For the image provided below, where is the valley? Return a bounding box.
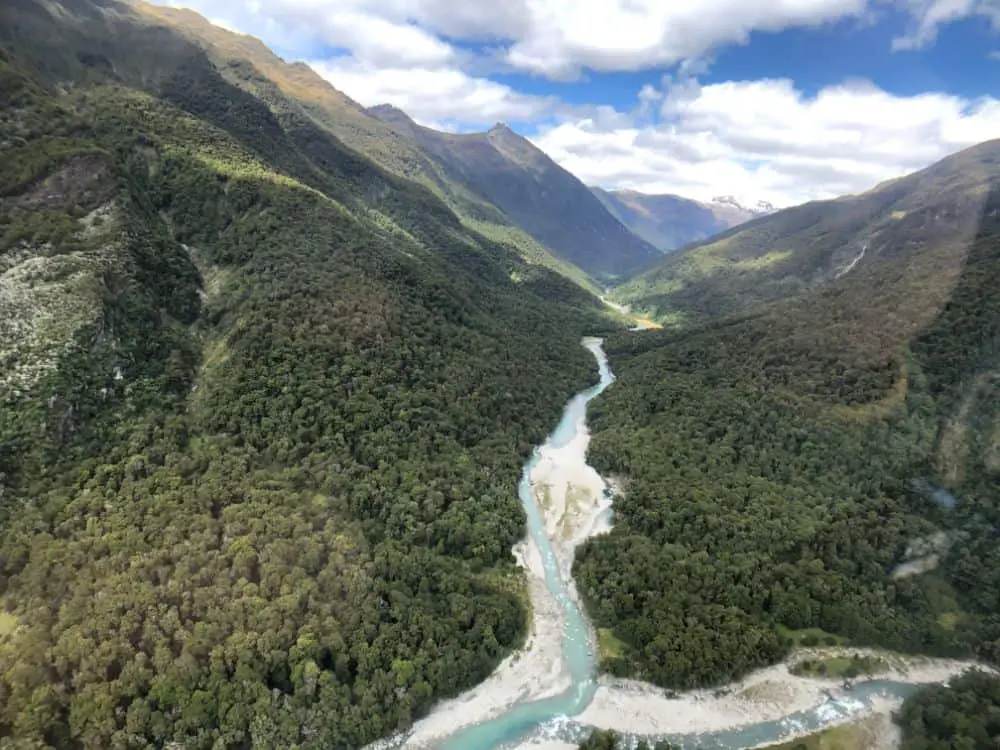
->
[373,341,988,750]
[2,1,1000,749]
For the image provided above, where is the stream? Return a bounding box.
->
[404,339,959,750]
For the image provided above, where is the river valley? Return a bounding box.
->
[374,339,988,750]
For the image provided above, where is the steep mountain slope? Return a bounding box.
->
[578,152,1000,689]
[99,1,598,290]
[0,2,616,747]
[590,187,758,253]
[614,141,999,324]
[369,105,662,280]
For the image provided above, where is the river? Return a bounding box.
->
[433,338,613,750]
[382,339,981,750]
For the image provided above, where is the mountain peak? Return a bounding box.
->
[365,103,424,141]
[590,187,760,253]
[367,103,414,123]
[711,195,774,216]
[360,112,659,276]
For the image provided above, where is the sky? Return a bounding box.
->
[156,0,1000,207]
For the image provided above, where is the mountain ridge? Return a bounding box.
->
[590,186,761,253]
[368,103,662,279]
[116,3,600,290]
[612,138,1000,324]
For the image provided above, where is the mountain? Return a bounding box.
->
[613,141,1000,325]
[368,105,662,280]
[578,146,1000,690]
[590,187,759,253]
[110,2,598,291]
[0,1,617,746]
[710,194,775,219]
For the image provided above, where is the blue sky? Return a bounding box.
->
[161,0,1000,206]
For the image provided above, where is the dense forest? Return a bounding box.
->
[0,4,616,746]
[897,671,1000,749]
[577,181,1000,688]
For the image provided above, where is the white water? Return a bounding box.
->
[836,242,868,279]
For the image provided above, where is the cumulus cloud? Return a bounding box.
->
[533,80,1000,206]
[165,0,461,67]
[307,60,559,127]
[153,0,1000,204]
[891,0,1000,50]
[160,0,1000,75]
[504,0,870,78]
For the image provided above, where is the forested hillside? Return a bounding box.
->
[368,105,662,280]
[578,174,1000,688]
[0,1,615,747]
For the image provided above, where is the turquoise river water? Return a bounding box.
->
[422,340,925,750]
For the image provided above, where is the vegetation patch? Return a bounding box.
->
[0,612,17,639]
[598,628,627,660]
[898,671,1000,749]
[561,485,592,539]
[828,357,909,423]
[759,719,885,750]
[780,627,847,649]
[790,654,888,679]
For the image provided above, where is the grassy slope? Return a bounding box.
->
[759,719,889,750]
[0,3,619,747]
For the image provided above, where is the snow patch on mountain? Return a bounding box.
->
[711,195,775,216]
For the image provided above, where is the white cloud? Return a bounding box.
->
[163,0,460,67]
[323,11,456,67]
[309,60,558,127]
[891,0,1000,50]
[153,0,1000,206]
[505,0,869,78]
[206,16,240,33]
[532,80,1000,207]
[183,0,867,76]
[158,0,1000,75]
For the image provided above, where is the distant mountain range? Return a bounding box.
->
[711,195,776,218]
[590,188,769,253]
[368,105,662,280]
[613,138,1000,325]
